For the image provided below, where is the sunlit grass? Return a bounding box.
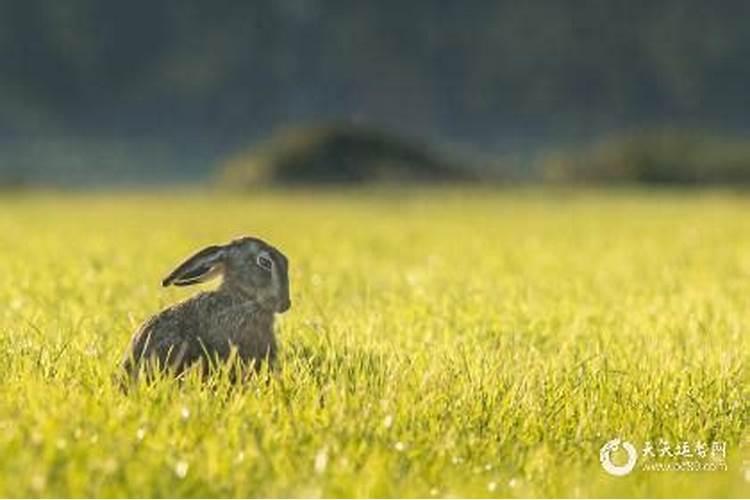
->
[0,189,748,497]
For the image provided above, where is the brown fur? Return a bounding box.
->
[120,237,290,381]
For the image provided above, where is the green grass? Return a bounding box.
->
[0,189,748,497]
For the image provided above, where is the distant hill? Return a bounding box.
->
[542,129,750,185]
[219,125,479,187]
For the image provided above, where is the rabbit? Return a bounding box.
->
[120,236,291,381]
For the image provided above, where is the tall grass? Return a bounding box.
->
[0,189,747,497]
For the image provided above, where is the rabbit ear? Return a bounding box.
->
[162,245,227,287]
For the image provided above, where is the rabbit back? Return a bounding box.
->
[121,290,277,379]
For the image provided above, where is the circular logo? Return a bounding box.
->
[600,438,638,476]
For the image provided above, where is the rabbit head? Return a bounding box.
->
[161,237,291,312]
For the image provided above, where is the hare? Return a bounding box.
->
[121,236,290,381]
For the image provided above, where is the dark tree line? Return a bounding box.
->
[1,0,750,183]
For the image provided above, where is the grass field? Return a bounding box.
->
[0,189,748,497]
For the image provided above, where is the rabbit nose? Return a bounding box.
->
[279,298,291,312]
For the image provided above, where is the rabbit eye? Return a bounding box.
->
[256,255,273,271]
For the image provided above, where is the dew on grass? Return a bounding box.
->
[30,431,43,446]
[175,460,189,479]
[102,458,118,474]
[30,474,46,493]
[383,414,394,429]
[314,448,329,474]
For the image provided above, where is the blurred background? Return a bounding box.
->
[2,0,750,189]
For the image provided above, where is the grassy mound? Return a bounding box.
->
[542,129,750,185]
[219,124,477,187]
